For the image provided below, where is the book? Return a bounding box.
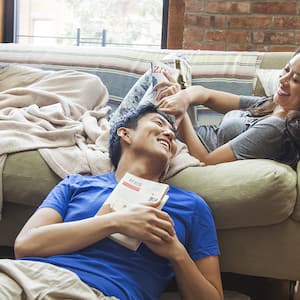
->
[105,172,169,250]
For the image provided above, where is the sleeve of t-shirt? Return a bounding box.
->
[187,194,220,261]
[229,117,285,160]
[37,175,74,218]
[239,95,264,109]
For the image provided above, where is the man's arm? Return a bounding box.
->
[145,236,223,300]
[14,207,119,258]
[15,201,175,258]
[171,247,224,300]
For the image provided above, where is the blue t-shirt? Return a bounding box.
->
[20,172,219,300]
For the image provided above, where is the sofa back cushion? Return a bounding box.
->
[0,44,263,127]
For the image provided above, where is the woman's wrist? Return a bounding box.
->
[181,88,194,107]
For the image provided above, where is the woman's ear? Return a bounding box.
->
[117,127,132,144]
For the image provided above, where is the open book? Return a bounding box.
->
[105,172,169,250]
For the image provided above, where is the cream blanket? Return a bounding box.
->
[0,64,200,219]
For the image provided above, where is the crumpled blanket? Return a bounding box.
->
[0,64,200,219]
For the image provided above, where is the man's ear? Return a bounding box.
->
[117,127,132,144]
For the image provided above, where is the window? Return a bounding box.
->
[5,0,168,48]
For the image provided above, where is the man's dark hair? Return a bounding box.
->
[109,103,174,168]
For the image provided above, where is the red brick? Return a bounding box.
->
[207,1,250,14]
[295,31,300,44]
[225,31,249,43]
[185,0,205,12]
[206,30,249,43]
[183,28,205,41]
[255,45,270,51]
[253,2,297,15]
[209,15,226,27]
[227,16,271,29]
[252,31,266,43]
[183,41,202,50]
[252,31,295,44]
[268,46,298,52]
[197,43,226,51]
[228,44,256,51]
[185,14,225,27]
[269,32,295,44]
[185,14,211,27]
[206,30,225,42]
[182,0,300,52]
[273,16,300,29]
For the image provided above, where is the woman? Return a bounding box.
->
[156,51,300,168]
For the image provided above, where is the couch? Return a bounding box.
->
[0,43,299,289]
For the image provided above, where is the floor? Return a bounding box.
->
[222,273,300,300]
[1,247,299,300]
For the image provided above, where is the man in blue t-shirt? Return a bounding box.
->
[0,104,223,300]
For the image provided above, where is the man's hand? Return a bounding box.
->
[96,203,114,216]
[144,232,186,260]
[115,200,175,244]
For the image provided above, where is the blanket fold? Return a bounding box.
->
[1,56,264,220]
[0,64,110,219]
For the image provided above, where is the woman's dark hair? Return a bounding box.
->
[286,110,300,150]
[247,47,300,118]
[109,103,174,168]
[247,96,275,117]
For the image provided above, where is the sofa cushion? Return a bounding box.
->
[4,151,297,230]
[166,159,297,229]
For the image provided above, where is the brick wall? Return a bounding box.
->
[182,0,300,51]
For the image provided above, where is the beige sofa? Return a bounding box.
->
[0,43,298,285]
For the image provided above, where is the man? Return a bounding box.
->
[0,104,223,300]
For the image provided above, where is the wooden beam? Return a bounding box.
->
[0,0,4,42]
[167,0,185,49]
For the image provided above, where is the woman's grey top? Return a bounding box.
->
[195,95,299,168]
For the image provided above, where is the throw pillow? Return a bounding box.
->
[256,68,281,97]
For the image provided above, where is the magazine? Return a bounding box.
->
[139,54,192,107]
[105,172,169,250]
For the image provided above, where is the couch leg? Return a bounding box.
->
[289,280,298,300]
[0,246,14,259]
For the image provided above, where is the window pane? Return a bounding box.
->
[16,0,164,48]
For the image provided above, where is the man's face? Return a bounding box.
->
[128,112,177,163]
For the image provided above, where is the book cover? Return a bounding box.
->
[105,172,169,250]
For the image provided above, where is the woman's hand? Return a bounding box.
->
[157,89,191,129]
[154,70,181,102]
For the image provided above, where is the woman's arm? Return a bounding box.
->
[157,85,240,130]
[158,85,240,114]
[178,113,236,165]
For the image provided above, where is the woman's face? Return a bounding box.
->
[274,53,300,112]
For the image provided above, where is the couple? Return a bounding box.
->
[1,50,300,299]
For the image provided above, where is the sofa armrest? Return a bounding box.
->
[3,151,60,207]
[167,159,297,230]
[291,161,300,222]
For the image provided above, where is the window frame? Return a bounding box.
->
[3,0,171,48]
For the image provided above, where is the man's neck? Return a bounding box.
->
[115,156,167,182]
